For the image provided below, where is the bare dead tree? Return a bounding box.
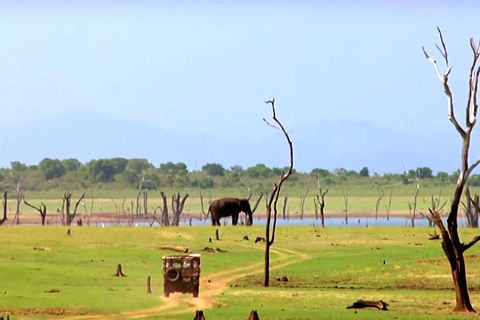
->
[90,189,95,217]
[62,192,86,226]
[136,170,145,217]
[315,187,328,228]
[343,193,349,225]
[375,189,384,220]
[281,196,288,220]
[299,189,308,220]
[111,198,118,214]
[423,27,480,312]
[171,192,189,226]
[464,186,480,228]
[160,191,170,226]
[385,189,393,221]
[143,189,148,218]
[199,190,213,220]
[0,191,8,225]
[263,98,294,287]
[252,193,264,213]
[121,197,127,218]
[12,181,23,225]
[421,195,445,227]
[408,185,420,228]
[23,196,47,226]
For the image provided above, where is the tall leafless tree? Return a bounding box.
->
[160,191,170,226]
[343,193,349,225]
[315,186,328,228]
[464,187,480,228]
[23,196,47,226]
[263,98,294,287]
[0,191,8,225]
[375,189,384,220]
[423,27,480,313]
[12,181,23,225]
[408,184,420,228]
[171,192,189,226]
[282,196,289,220]
[247,192,264,225]
[62,192,86,226]
[385,189,393,221]
[299,189,308,220]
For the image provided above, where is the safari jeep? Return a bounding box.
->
[162,254,201,298]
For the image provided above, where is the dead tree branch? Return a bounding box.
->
[424,27,480,312]
[263,98,294,287]
[23,196,47,226]
[0,191,7,225]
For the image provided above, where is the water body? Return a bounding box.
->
[97,217,469,228]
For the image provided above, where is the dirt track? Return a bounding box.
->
[55,245,308,320]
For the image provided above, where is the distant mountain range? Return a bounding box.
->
[0,110,474,174]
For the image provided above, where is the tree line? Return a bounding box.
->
[0,157,474,192]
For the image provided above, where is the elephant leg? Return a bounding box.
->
[232,214,239,226]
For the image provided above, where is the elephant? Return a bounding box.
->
[208,197,253,226]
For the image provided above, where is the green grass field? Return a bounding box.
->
[1,226,480,319]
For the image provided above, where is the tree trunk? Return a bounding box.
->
[451,251,475,312]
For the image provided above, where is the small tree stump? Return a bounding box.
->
[116,264,126,277]
[215,229,220,240]
[66,229,71,236]
[147,276,152,294]
[193,310,206,320]
[247,310,260,320]
[429,231,440,240]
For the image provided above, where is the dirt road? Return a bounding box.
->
[53,245,308,320]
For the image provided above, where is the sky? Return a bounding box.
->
[0,0,479,173]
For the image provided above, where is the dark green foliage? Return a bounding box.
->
[469,174,480,187]
[359,166,369,177]
[202,163,225,176]
[416,167,433,179]
[62,158,83,172]
[310,168,331,177]
[38,158,66,180]
[195,176,214,188]
[10,161,27,173]
[245,164,272,178]
[82,158,128,183]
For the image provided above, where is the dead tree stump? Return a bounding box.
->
[115,264,126,277]
[247,310,260,320]
[147,276,152,293]
[215,229,220,240]
[193,310,206,320]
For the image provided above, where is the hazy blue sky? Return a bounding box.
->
[1,1,479,173]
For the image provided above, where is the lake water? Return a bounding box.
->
[96,216,469,228]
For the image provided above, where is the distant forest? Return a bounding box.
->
[0,158,475,192]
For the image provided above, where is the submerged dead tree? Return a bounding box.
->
[263,98,294,287]
[62,192,86,226]
[0,191,7,225]
[423,27,480,313]
[23,196,47,226]
[314,186,328,228]
[171,192,189,226]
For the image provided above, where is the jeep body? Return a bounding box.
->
[162,254,201,298]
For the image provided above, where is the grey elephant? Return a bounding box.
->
[208,197,253,226]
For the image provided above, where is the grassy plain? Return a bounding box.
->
[2,226,480,319]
